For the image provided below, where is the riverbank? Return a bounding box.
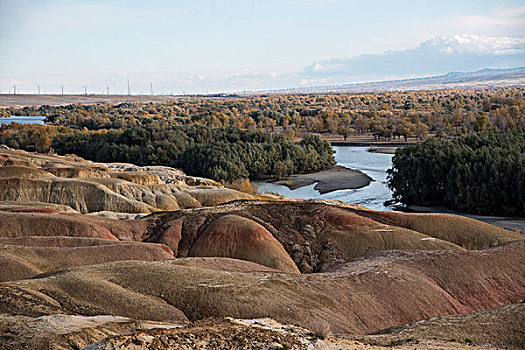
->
[406,205,525,233]
[321,133,419,146]
[272,165,373,194]
[255,146,395,211]
[288,130,422,146]
[331,140,416,146]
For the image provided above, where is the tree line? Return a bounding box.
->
[387,129,525,216]
[47,125,334,182]
[2,88,524,141]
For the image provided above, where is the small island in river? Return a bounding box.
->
[273,165,373,194]
[367,147,397,154]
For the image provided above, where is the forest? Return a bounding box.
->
[0,123,334,182]
[387,129,525,216]
[1,87,524,188]
[1,87,524,141]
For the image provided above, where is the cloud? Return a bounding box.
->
[422,35,525,55]
[40,34,521,93]
[298,34,525,84]
[187,75,206,81]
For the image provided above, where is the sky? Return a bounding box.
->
[0,0,524,94]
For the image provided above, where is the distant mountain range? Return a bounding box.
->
[254,35,525,93]
[266,66,525,94]
[438,67,525,78]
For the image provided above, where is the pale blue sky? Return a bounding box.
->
[1,0,524,93]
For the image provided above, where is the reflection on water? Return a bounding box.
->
[254,146,396,211]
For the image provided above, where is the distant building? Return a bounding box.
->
[0,116,46,126]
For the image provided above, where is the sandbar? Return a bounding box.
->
[273,165,373,194]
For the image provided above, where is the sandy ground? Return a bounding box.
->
[367,147,397,154]
[273,165,373,194]
[408,205,525,233]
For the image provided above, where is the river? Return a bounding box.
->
[255,146,396,211]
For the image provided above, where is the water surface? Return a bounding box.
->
[255,146,396,211]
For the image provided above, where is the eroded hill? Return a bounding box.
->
[1,243,523,335]
[0,148,523,349]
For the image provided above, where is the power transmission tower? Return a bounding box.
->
[107,85,110,95]
[84,86,87,95]
[127,79,131,95]
[13,84,16,95]
[150,82,153,96]
[37,85,40,95]
[61,86,64,95]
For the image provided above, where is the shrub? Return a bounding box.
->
[224,178,260,195]
[307,320,331,339]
